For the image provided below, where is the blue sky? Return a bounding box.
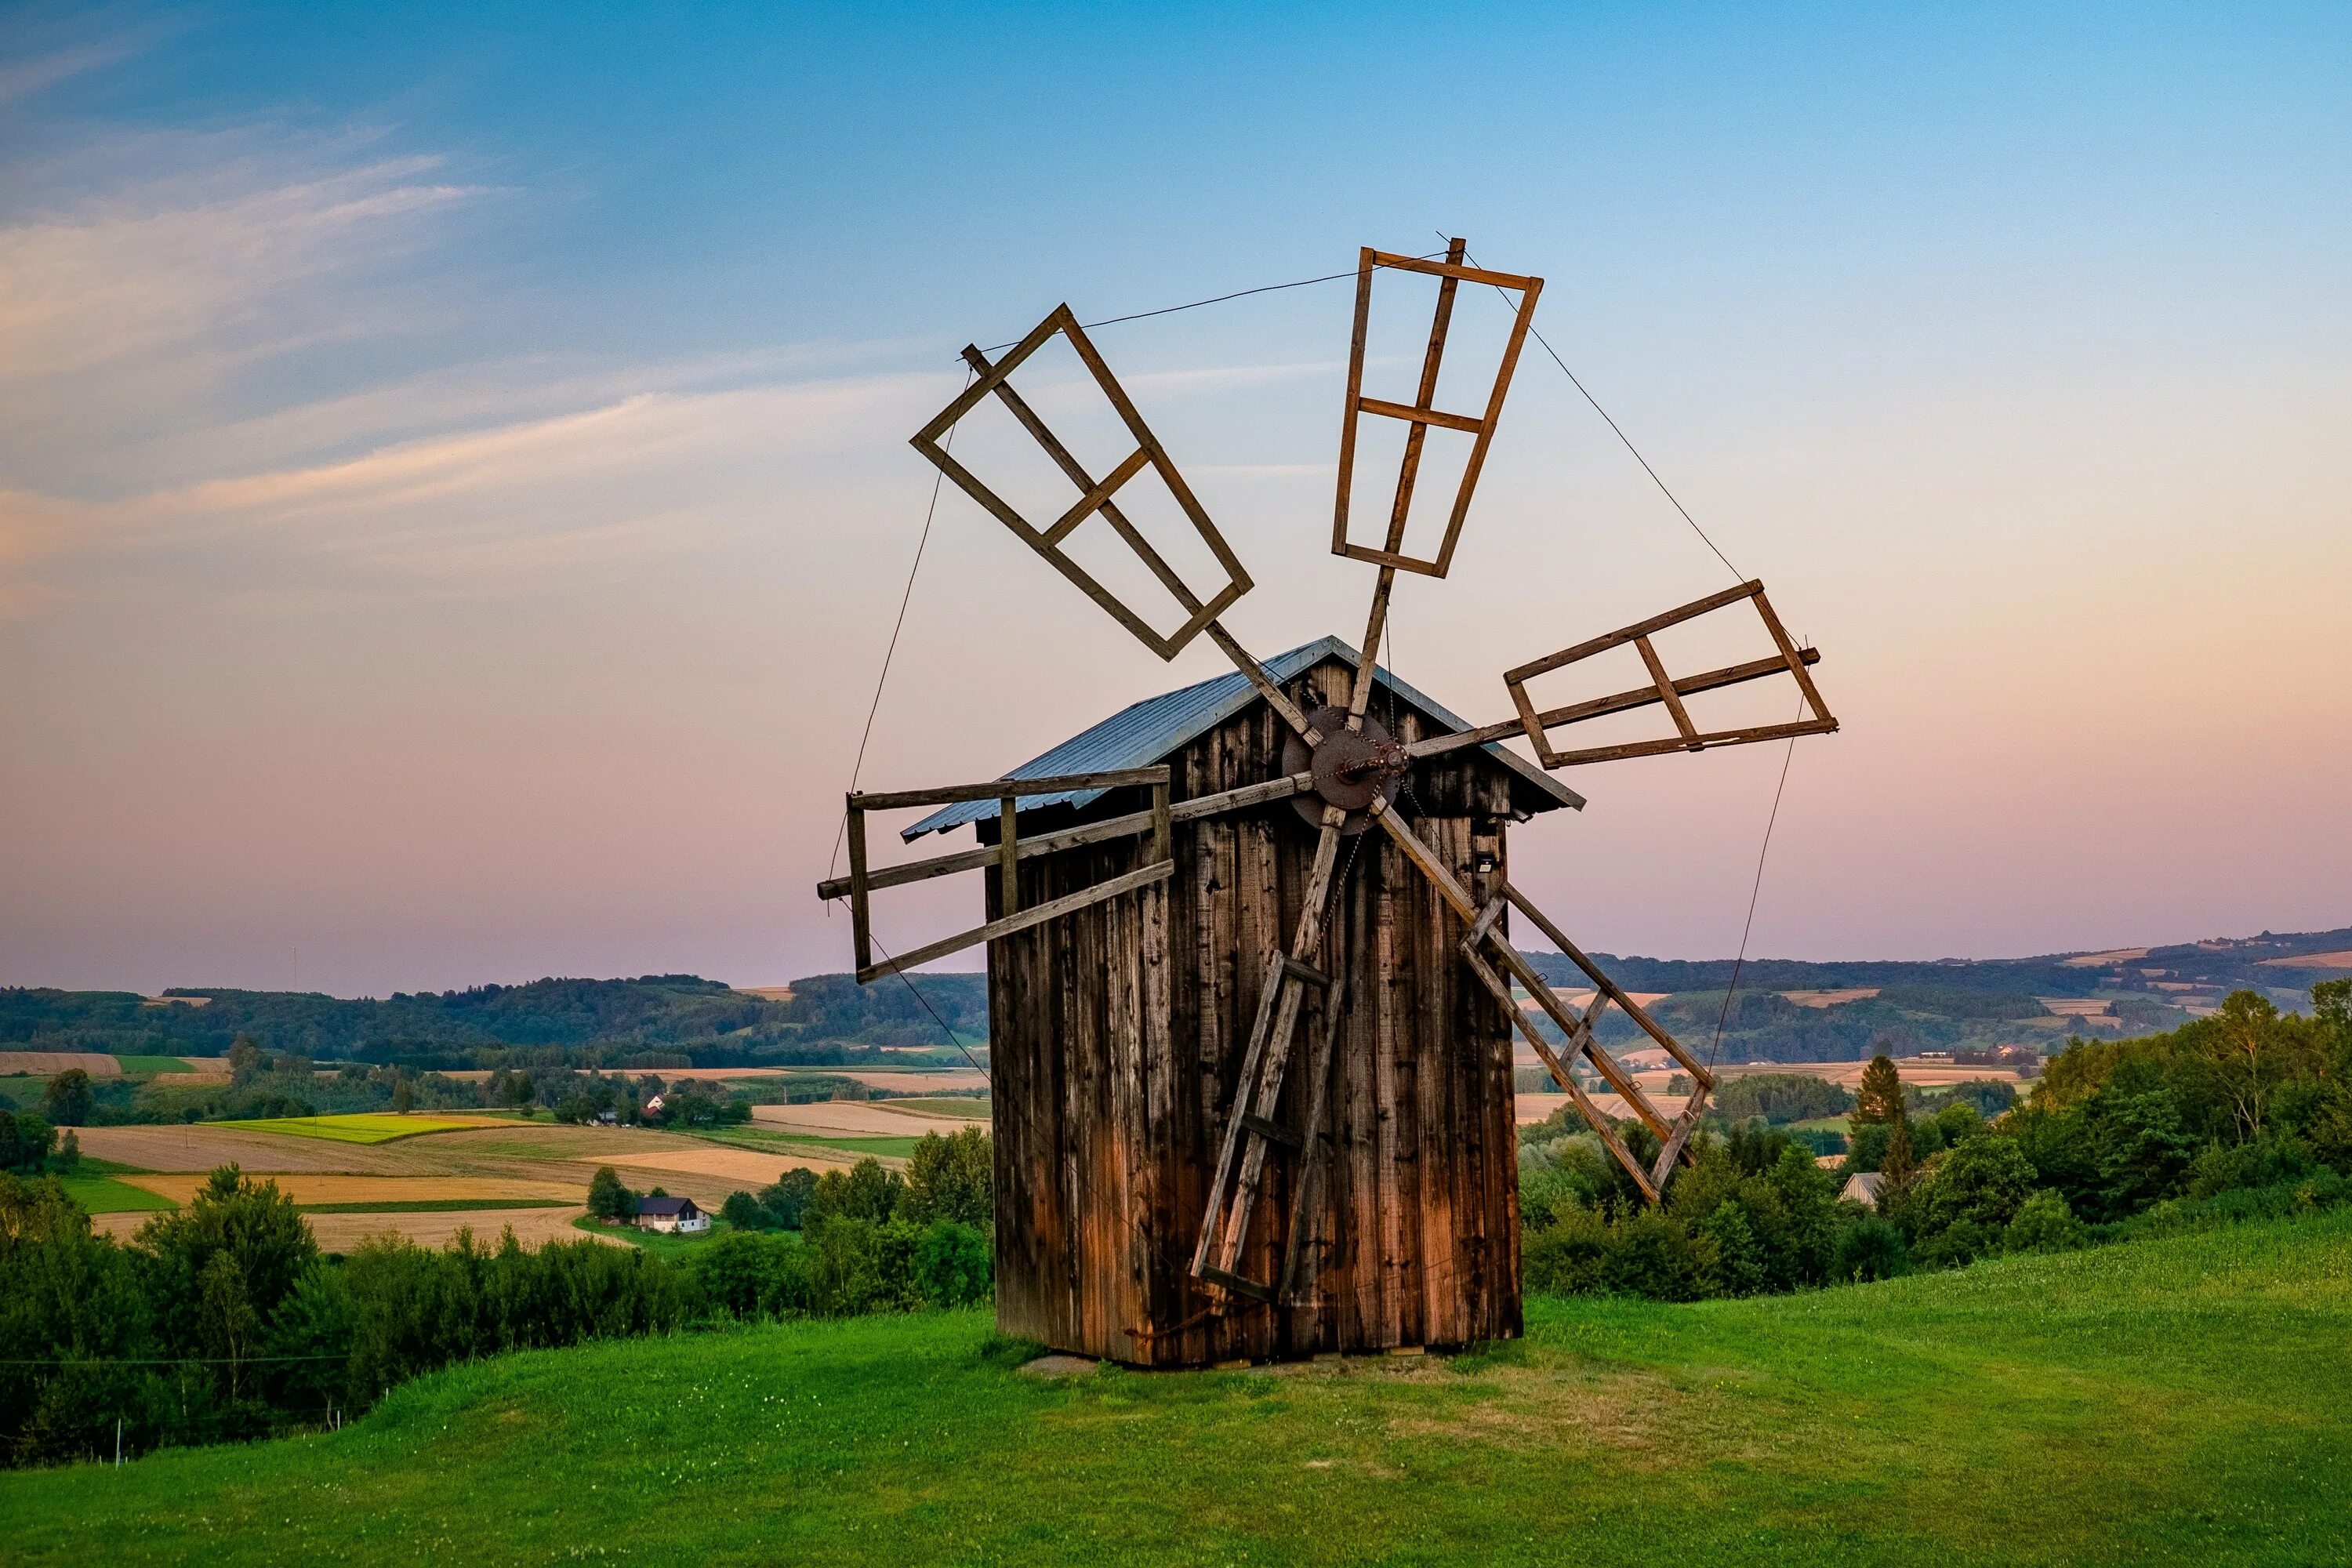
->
[2,3,2347,993]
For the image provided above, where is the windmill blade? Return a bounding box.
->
[822,767,1177,985]
[1366,799,1712,1199]
[909,314,1323,746]
[1400,579,1838,770]
[1334,240,1543,579]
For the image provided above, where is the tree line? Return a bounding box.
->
[0,1129,996,1470]
[1517,982,2352,1299]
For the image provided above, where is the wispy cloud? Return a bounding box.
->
[0,368,949,607]
[0,153,486,383]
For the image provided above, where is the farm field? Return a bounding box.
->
[748,1100,977,1139]
[56,1173,176,1214]
[70,1120,838,1221]
[871,1095,989,1120]
[209,1112,507,1143]
[5,1211,2349,1565]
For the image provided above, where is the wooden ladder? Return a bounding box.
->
[1190,809,1352,1304]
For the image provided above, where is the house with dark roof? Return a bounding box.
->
[632,1195,710,1235]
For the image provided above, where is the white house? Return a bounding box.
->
[632,1196,710,1235]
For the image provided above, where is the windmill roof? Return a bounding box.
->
[903,636,1583,841]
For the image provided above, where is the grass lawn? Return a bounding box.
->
[571,1214,733,1257]
[109,1055,199,1076]
[208,1113,487,1145]
[5,1211,2350,1565]
[53,1173,176,1214]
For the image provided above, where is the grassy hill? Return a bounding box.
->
[7,1211,2350,1566]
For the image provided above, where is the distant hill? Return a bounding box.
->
[1514,922,2352,1065]
[6,921,2341,1072]
[0,972,989,1071]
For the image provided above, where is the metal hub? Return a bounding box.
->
[1283,704,1408,834]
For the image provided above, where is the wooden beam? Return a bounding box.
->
[1529,717,1838,768]
[1635,633,1700,746]
[1500,880,1715,1091]
[846,802,871,978]
[1366,250,1541,292]
[854,859,1172,983]
[816,771,1309,902]
[1461,944,1657,1200]
[1405,648,1822,761]
[1355,395,1483,434]
[997,795,1019,916]
[851,768,1171,812]
[1041,446,1152,545]
[1503,579,1764,685]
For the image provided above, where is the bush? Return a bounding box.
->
[1832,1215,1907,1282]
[1601,1208,1716,1302]
[913,1220,992,1307]
[2005,1189,2085,1253]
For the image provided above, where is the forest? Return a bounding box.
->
[0,972,989,1071]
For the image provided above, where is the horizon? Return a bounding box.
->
[4,4,2347,996]
[20,912,2347,1003]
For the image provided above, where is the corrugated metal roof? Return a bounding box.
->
[903,636,1583,841]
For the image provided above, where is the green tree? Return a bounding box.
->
[758,1168,822,1229]
[42,1069,93,1128]
[1854,1055,1905,1125]
[719,1191,770,1231]
[1881,1109,1917,1192]
[586,1166,633,1222]
[2189,991,2290,1142]
[134,1167,317,1404]
[903,1128,992,1227]
[913,1220,992,1306]
[808,1158,905,1227]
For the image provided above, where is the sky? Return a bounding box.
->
[2,2,2347,998]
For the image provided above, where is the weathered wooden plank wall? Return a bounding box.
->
[987,656,1523,1365]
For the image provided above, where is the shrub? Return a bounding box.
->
[1601,1208,1716,1302]
[1831,1214,1907,1282]
[2005,1189,2085,1253]
[903,1128,992,1227]
[913,1220,992,1307]
[1521,1206,1610,1296]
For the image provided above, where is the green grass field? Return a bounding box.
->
[208,1113,484,1145]
[571,1214,731,1257]
[704,1127,926,1160]
[5,1210,2348,1565]
[110,1055,197,1075]
[53,1174,175,1214]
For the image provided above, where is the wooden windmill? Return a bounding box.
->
[816,240,1838,1365]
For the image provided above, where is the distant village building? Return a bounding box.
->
[1841,1171,1885,1209]
[632,1196,709,1235]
